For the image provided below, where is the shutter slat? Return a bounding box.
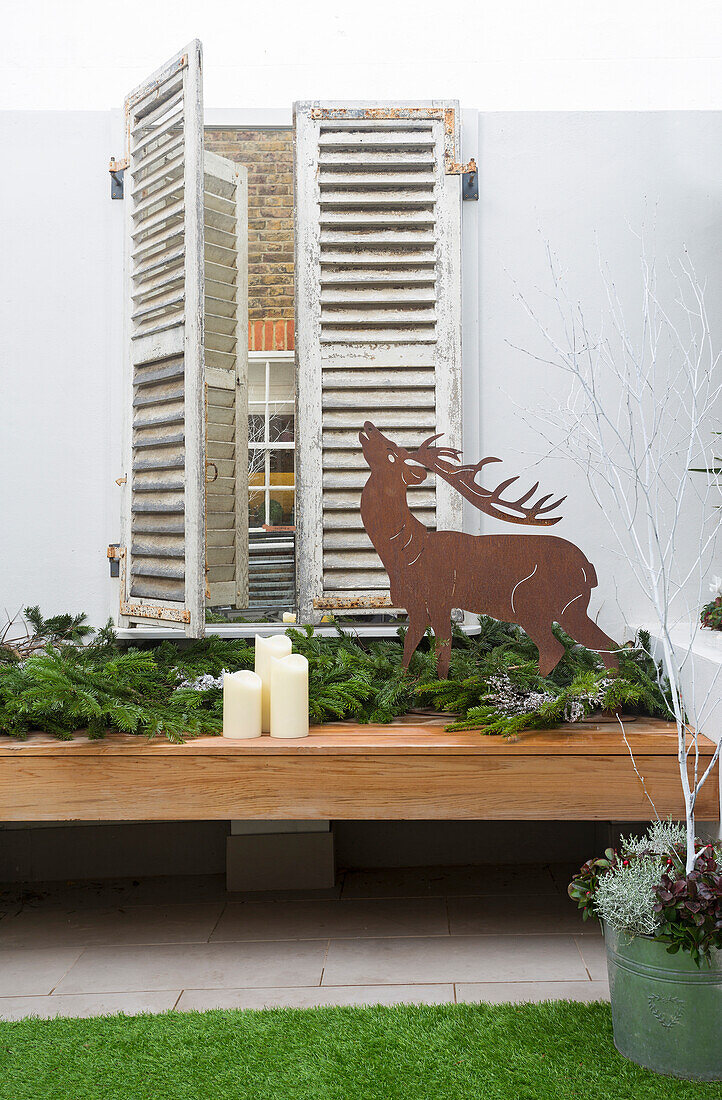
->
[319,250,435,266]
[132,270,185,306]
[321,308,436,325]
[131,102,184,156]
[319,172,437,189]
[132,155,184,204]
[133,172,185,216]
[131,82,183,134]
[319,328,436,345]
[323,387,435,410]
[205,260,237,285]
[130,67,184,122]
[319,210,435,227]
[134,132,185,181]
[133,246,185,283]
[131,197,185,239]
[321,287,436,305]
[132,226,184,264]
[318,150,436,167]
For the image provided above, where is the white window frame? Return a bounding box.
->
[248,350,296,532]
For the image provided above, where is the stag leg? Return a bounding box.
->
[518,615,566,676]
[558,604,619,669]
[402,603,429,670]
[429,604,454,680]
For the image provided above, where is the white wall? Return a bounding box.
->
[0,112,123,629]
[469,111,722,639]
[1,109,720,635]
[3,1,722,111]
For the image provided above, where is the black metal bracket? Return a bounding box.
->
[110,168,124,200]
[109,158,127,200]
[462,167,478,201]
[108,544,120,578]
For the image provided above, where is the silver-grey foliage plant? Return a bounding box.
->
[593,821,688,937]
[593,856,664,938]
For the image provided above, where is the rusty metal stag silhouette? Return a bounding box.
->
[359,421,619,678]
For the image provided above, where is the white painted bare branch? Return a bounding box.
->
[517,242,722,872]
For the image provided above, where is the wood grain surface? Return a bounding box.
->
[1,717,717,823]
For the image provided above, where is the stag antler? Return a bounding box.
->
[410,434,566,526]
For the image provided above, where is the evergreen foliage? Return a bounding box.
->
[417,623,670,736]
[0,606,99,662]
[0,610,672,742]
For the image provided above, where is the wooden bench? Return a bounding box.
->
[0,717,717,822]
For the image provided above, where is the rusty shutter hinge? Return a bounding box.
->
[446,155,478,200]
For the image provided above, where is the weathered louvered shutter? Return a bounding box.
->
[118,41,205,634]
[294,102,463,619]
[203,152,249,608]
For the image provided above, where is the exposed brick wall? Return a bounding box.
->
[249,319,294,352]
[204,128,294,350]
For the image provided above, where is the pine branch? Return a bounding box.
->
[0,609,672,743]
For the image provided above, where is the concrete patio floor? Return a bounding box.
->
[0,863,608,1021]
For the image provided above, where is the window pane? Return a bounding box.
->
[249,413,265,445]
[269,411,294,443]
[269,486,294,526]
[270,361,294,401]
[269,449,294,474]
[267,410,293,445]
[248,488,266,528]
[248,441,266,484]
[248,361,266,403]
[246,358,296,533]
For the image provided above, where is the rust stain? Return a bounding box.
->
[124,602,191,625]
[311,107,444,122]
[114,547,191,625]
[313,595,394,610]
[446,156,477,176]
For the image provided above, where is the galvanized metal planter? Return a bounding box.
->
[605,923,722,1080]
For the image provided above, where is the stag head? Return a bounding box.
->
[359,422,428,487]
[360,422,566,526]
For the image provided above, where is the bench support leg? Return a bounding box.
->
[226,821,336,892]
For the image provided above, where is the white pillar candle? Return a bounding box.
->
[270,653,309,739]
[254,634,293,733]
[222,671,262,739]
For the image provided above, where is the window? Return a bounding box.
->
[248,352,295,530]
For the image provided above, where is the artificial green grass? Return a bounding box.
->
[1,1001,721,1100]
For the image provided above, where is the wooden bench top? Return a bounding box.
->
[0,715,710,755]
[0,717,717,822]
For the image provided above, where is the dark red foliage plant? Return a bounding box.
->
[653,845,722,965]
